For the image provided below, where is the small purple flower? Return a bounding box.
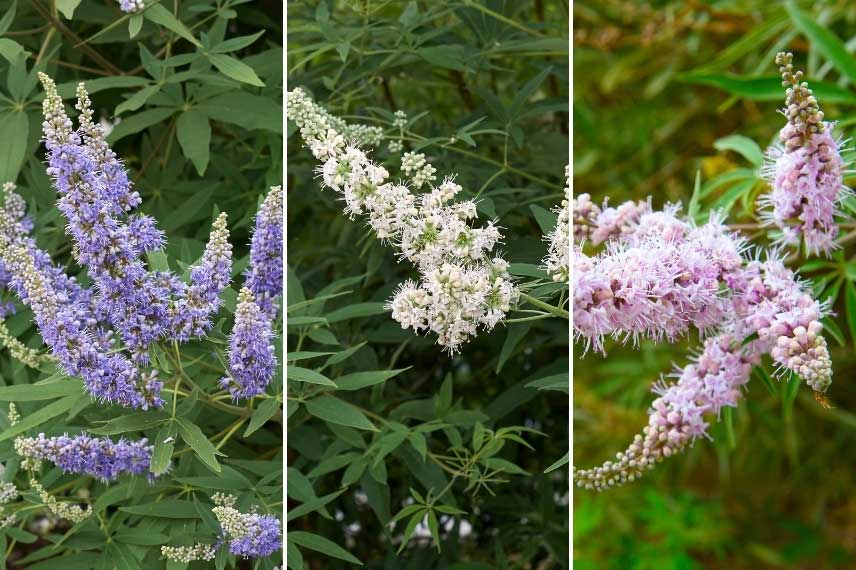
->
[117,0,145,14]
[220,288,275,399]
[128,215,165,253]
[15,433,155,482]
[245,186,283,317]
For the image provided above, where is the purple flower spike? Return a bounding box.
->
[220,288,276,399]
[574,333,756,491]
[759,52,851,256]
[245,186,283,317]
[212,493,282,559]
[171,213,232,341]
[15,433,155,482]
[1,243,162,409]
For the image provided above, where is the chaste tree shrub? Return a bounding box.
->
[0,1,283,568]
[286,0,569,567]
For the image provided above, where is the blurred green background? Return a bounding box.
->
[574,1,856,569]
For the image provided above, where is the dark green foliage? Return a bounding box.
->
[0,1,282,568]
[287,0,568,567]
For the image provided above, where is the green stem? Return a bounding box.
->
[518,293,568,319]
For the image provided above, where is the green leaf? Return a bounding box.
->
[372,430,408,465]
[0,1,16,36]
[397,512,424,554]
[244,397,280,437]
[822,316,845,347]
[0,394,80,442]
[106,107,175,144]
[145,249,170,272]
[688,169,703,221]
[198,92,283,133]
[307,452,363,478]
[711,178,756,213]
[427,511,441,551]
[287,366,337,387]
[287,316,327,327]
[0,111,28,184]
[714,134,763,166]
[334,368,408,391]
[492,38,569,54]
[176,110,211,175]
[417,46,468,71]
[207,53,265,87]
[305,396,378,431]
[436,375,453,416]
[143,4,202,47]
[288,531,362,565]
[89,411,168,435]
[341,457,368,486]
[409,432,427,461]
[525,373,568,393]
[150,421,176,475]
[544,451,568,473]
[56,76,150,99]
[194,494,221,534]
[0,39,25,64]
[324,342,367,366]
[509,66,552,120]
[786,2,856,84]
[287,351,335,362]
[529,204,558,234]
[286,541,304,570]
[679,73,856,104]
[211,31,266,54]
[177,418,222,472]
[497,323,531,373]
[287,489,346,522]
[114,84,160,116]
[119,500,199,518]
[128,14,144,39]
[399,1,419,26]
[390,504,423,525]
[0,377,82,401]
[752,366,777,396]
[508,263,550,279]
[55,0,82,19]
[324,302,387,323]
[113,530,169,546]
